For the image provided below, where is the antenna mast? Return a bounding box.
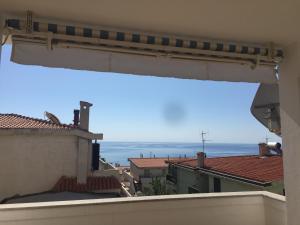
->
[265,135,270,144]
[201,131,207,153]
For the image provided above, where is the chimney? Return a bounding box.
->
[259,143,269,157]
[73,109,80,126]
[197,152,205,168]
[79,101,93,130]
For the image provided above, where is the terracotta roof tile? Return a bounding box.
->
[52,176,121,192]
[0,113,75,129]
[172,155,283,183]
[129,157,194,169]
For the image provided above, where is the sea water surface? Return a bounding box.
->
[100,142,259,166]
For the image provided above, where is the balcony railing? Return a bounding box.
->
[0,191,286,225]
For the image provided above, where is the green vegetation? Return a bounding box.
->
[143,177,171,195]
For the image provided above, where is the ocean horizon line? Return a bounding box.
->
[100,140,263,145]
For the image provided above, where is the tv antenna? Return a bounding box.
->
[201,131,207,153]
[265,134,270,144]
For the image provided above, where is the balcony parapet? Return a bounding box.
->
[0,191,286,225]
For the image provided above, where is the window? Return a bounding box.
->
[213,177,221,192]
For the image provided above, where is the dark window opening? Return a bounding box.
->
[92,143,100,171]
[100,30,109,39]
[48,24,57,33]
[117,32,125,41]
[147,36,155,44]
[213,177,221,192]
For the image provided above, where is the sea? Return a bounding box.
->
[100,142,259,166]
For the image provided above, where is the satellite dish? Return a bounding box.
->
[251,83,281,136]
[45,111,61,125]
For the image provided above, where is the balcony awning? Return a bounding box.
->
[5,18,283,83]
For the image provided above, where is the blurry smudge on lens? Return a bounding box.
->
[163,102,186,126]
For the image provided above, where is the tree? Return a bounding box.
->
[147,177,170,195]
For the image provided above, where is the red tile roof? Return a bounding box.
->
[0,113,75,129]
[171,155,283,183]
[129,157,194,168]
[52,176,121,192]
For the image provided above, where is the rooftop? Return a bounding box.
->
[169,155,283,183]
[129,157,194,169]
[1,176,121,204]
[52,176,121,193]
[3,192,120,204]
[0,113,74,130]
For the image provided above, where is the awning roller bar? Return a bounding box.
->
[4,18,283,67]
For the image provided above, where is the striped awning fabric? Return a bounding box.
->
[5,18,283,65]
[3,17,282,83]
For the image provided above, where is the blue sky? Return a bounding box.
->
[0,45,280,143]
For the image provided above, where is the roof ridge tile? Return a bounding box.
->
[0,113,75,129]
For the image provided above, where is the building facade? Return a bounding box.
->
[128,157,192,195]
[128,158,169,194]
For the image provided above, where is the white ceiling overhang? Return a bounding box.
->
[1,1,299,45]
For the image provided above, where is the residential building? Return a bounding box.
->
[0,101,122,203]
[128,157,169,194]
[167,144,284,195]
[128,157,191,194]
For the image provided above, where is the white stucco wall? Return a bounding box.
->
[175,167,197,194]
[0,134,79,201]
[217,177,261,192]
[208,176,284,195]
[129,163,143,181]
[278,43,300,225]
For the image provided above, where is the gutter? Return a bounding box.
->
[0,128,103,140]
[198,168,272,187]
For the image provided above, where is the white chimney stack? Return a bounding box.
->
[79,101,93,131]
[197,152,205,168]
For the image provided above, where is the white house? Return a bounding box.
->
[128,157,191,194]
[0,101,121,202]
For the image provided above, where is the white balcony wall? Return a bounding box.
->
[99,159,115,170]
[264,192,287,225]
[123,171,136,195]
[0,192,286,225]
